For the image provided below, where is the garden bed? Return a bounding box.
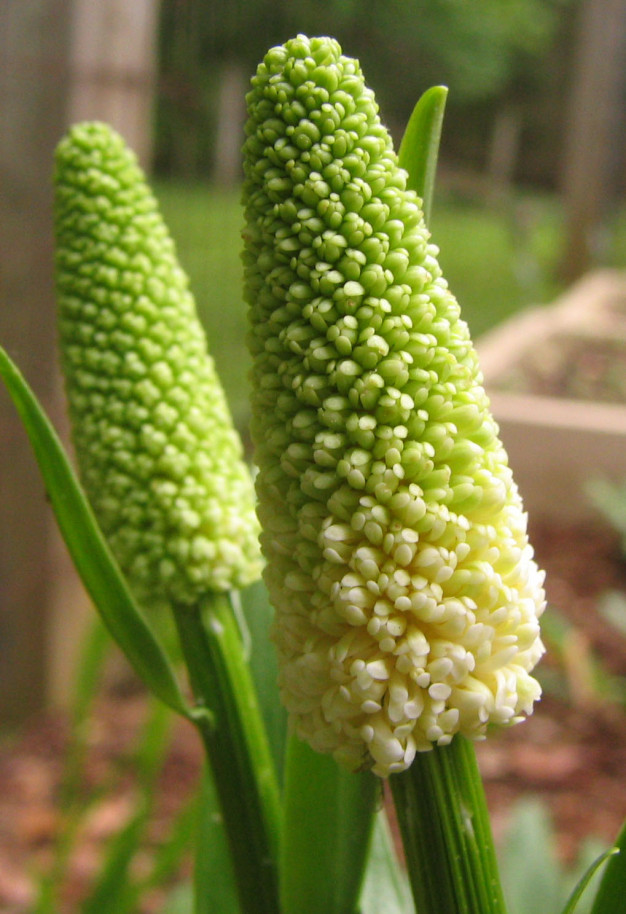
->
[478,270,626,522]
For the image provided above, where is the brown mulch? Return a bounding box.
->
[0,522,625,911]
[478,519,626,863]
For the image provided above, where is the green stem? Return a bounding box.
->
[173,593,281,914]
[390,735,507,914]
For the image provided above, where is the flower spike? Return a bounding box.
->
[243,35,545,776]
[56,122,261,608]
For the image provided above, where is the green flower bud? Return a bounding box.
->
[243,36,545,776]
[55,122,261,607]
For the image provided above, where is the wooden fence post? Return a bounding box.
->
[0,0,73,724]
[0,0,160,723]
[66,0,160,166]
[560,0,626,282]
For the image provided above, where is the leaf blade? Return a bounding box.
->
[590,818,626,914]
[0,346,191,719]
[279,734,378,914]
[398,85,448,225]
[360,810,415,914]
[561,847,619,914]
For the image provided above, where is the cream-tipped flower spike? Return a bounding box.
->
[56,122,261,608]
[243,36,545,777]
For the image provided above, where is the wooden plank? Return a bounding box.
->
[0,0,72,723]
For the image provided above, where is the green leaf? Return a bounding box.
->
[279,734,379,914]
[561,847,619,914]
[240,579,288,784]
[193,766,240,914]
[360,810,415,914]
[0,345,192,719]
[162,884,193,914]
[398,85,448,225]
[590,819,626,914]
[80,812,150,914]
[500,798,562,914]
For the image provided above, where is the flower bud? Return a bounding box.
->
[56,122,261,607]
[243,36,545,776]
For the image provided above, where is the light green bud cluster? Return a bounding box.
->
[243,36,545,776]
[55,122,261,607]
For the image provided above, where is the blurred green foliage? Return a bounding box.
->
[156,0,577,182]
[499,798,609,914]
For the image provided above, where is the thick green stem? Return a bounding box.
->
[174,593,281,914]
[390,735,507,914]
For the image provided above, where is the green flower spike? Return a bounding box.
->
[243,36,545,777]
[55,122,261,607]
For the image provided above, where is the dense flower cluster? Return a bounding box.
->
[243,36,545,776]
[55,122,261,607]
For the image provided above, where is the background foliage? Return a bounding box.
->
[156,0,576,185]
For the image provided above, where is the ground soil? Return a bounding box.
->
[0,519,625,912]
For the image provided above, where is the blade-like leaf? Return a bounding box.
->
[194,765,240,914]
[0,346,192,719]
[398,85,448,225]
[80,811,150,914]
[561,847,619,914]
[279,734,379,914]
[499,797,562,914]
[590,819,626,914]
[360,810,415,914]
[240,579,287,784]
[162,884,193,914]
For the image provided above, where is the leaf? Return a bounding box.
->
[193,765,240,914]
[499,798,562,914]
[590,818,626,914]
[162,884,193,914]
[0,346,192,719]
[279,735,379,914]
[561,847,619,914]
[360,810,415,914]
[239,579,288,784]
[398,85,448,225]
[80,811,150,914]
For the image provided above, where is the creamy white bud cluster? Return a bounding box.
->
[243,36,545,776]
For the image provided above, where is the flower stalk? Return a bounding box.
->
[243,34,545,913]
[392,84,508,914]
[390,735,507,914]
[173,595,281,914]
[53,122,280,914]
